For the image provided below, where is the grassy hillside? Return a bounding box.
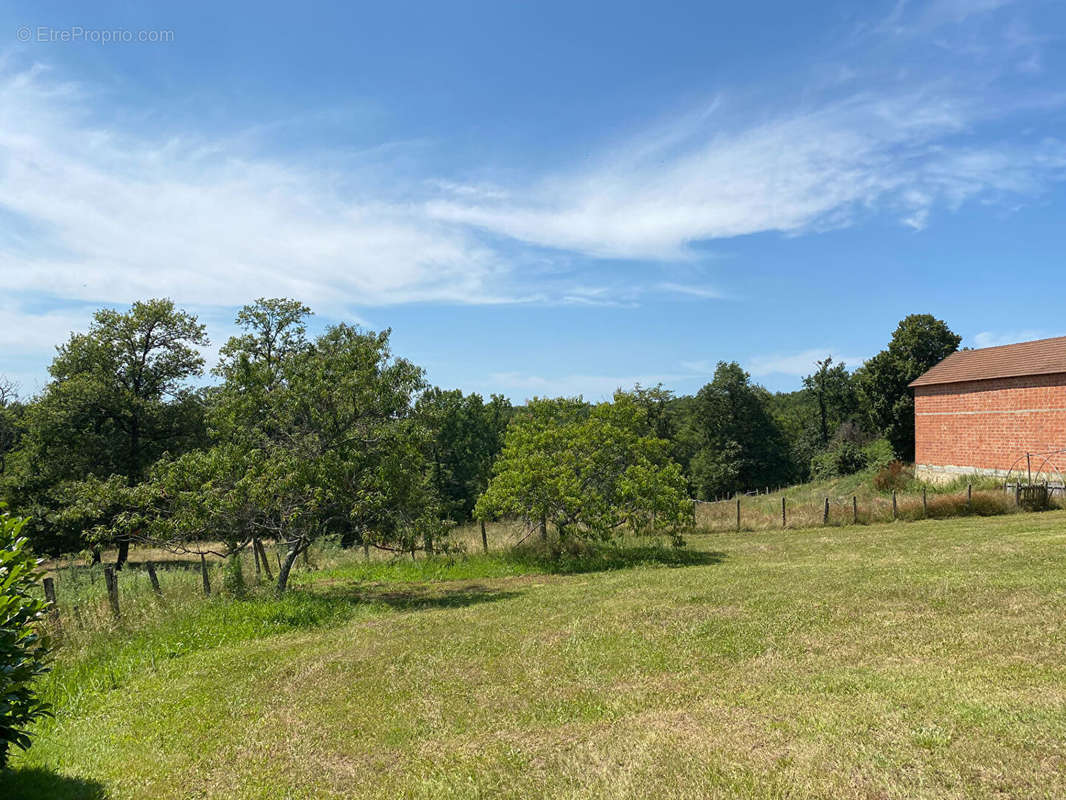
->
[694,467,1021,531]
[6,512,1066,799]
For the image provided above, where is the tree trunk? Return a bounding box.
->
[90,547,102,565]
[275,542,304,594]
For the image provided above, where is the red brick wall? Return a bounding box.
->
[914,373,1066,472]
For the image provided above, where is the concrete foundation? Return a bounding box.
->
[914,464,1010,485]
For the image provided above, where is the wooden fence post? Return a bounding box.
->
[922,487,928,518]
[1014,484,1021,506]
[146,562,162,595]
[200,554,211,596]
[252,540,262,581]
[736,497,741,531]
[480,520,488,553]
[852,495,858,525]
[43,577,58,624]
[967,483,973,512]
[823,497,829,525]
[104,566,120,618]
[255,539,273,580]
[892,491,898,520]
[781,496,786,528]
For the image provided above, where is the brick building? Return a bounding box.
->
[910,336,1066,484]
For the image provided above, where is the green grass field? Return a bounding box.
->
[5,511,1066,799]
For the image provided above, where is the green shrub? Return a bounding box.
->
[862,438,895,471]
[221,552,247,598]
[0,508,52,769]
[810,439,867,480]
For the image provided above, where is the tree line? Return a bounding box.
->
[0,299,960,588]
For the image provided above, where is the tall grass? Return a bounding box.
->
[694,469,1034,532]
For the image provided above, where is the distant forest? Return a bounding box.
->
[0,299,961,574]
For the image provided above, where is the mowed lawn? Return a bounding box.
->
[7,513,1066,799]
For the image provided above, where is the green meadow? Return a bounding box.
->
[5,511,1066,799]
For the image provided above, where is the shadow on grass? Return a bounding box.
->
[0,767,106,800]
[310,582,523,612]
[503,544,727,575]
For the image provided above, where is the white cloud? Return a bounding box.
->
[655,282,724,300]
[972,329,1057,349]
[0,65,507,313]
[428,89,1066,260]
[747,349,869,378]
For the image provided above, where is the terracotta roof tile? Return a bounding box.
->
[909,335,1066,387]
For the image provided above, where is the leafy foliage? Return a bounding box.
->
[856,314,961,461]
[476,392,694,544]
[682,362,793,498]
[149,300,437,591]
[2,300,208,560]
[803,357,859,448]
[0,378,23,478]
[0,508,51,768]
[417,388,511,521]
[810,440,867,481]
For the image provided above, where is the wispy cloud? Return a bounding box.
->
[0,64,507,315]
[972,329,1058,349]
[746,349,870,378]
[655,282,724,300]
[428,86,1066,258]
[0,0,1063,367]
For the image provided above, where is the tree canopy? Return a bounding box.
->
[476,392,694,545]
[681,362,793,499]
[4,300,208,561]
[856,314,960,461]
[0,301,967,574]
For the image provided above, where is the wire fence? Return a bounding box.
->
[693,483,1043,532]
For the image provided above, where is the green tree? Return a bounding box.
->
[629,383,677,441]
[146,300,434,592]
[687,363,792,498]
[475,392,693,545]
[417,389,512,522]
[4,300,208,562]
[0,508,51,768]
[802,357,858,447]
[0,378,23,477]
[856,314,960,461]
[215,297,312,382]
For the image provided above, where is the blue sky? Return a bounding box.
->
[1,0,1064,400]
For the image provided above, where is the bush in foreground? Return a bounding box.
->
[0,509,51,768]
